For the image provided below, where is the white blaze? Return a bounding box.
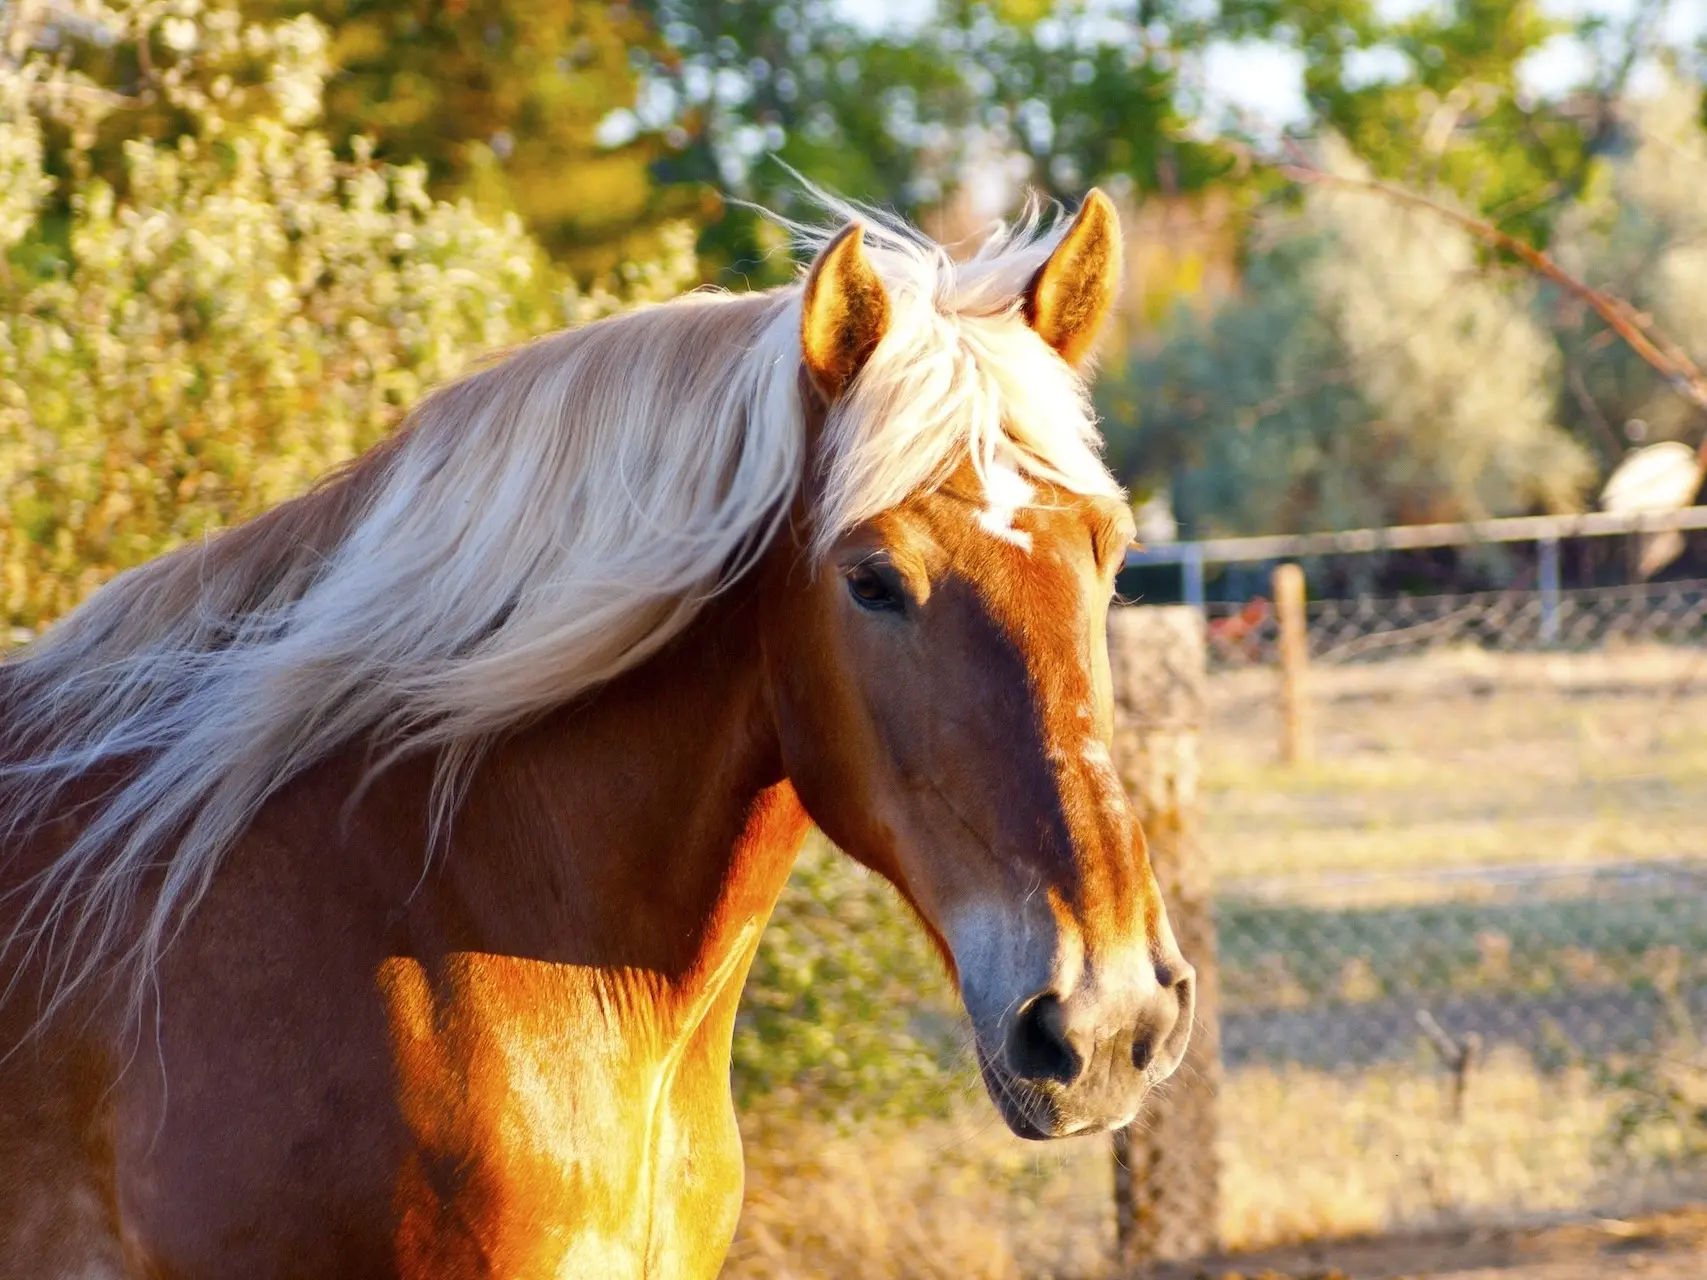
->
[977,460,1035,550]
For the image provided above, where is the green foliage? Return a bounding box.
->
[1101,229,1361,534]
[0,2,697,628]
[732,833,972,1123]
[245,0,691,276]
[1550,76,1707,468]
[639,0,1699,288]
[1588,948,1707,1174]
[641,0,1234,281]
[1221,0,1636,248]
[1596,1038,1707,1173]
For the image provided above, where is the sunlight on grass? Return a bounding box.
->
[728,1110,1111,1280]
[1220,1049,1612,1249]
[1203,647,1707,884]
[728,1047,1702,1277]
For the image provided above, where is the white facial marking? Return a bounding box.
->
[1082,935,1157,1001]
[976,460,1035,551]
[1051,912,1087,996]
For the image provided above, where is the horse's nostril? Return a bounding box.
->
[1007,993,1084,1086]
[1155,957,1193,991]
[1132,1031,1153,1071]
[1135,971,1192,1072]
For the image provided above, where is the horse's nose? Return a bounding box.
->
[1005,961,1195,1090]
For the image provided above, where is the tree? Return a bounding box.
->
[0,1,697,628]
[233,0,694,277]
[1549,75,1707,471]
[8,0,693,276]
[1219,0,1688,249]
[1099,142,1591,539]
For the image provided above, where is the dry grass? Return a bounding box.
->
[1203,646,1707,886]
[1219,1048,1617,1249]
[726,1111,1110,1280]
[725,1047,1682,1277]
[1148,1204,1707,1280]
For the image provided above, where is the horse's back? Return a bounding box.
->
[0,882,129,1277]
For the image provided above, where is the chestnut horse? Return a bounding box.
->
[0,192,1193,1278]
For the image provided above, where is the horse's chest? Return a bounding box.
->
[381,954,747,1280]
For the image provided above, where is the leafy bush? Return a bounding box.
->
[732,832,972,1123]
[0,2,696,628]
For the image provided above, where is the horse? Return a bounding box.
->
[0,190,1194,1279]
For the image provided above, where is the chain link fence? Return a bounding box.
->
[1191,577,1707,1253]
[1205,578,1707,668]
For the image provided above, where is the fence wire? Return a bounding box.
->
[1204,578,1707,668]
[1193,580,1707,1250]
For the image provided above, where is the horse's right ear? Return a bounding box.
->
[1024,188,1122,367]
[801,223,891,403]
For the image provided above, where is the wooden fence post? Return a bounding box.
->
[1108,606,1220,1268]
[1272,562,1310,765]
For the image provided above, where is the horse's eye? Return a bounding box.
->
[845,563,903,613]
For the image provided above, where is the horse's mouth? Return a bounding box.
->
[973,1041,1147,1141]
[973,1042,1077,1141]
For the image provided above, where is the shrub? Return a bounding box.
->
[1100,141,1592,537]
[732,833,971,1123]
[0,2,696,627]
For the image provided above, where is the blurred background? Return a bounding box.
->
[3,1,1707,1277]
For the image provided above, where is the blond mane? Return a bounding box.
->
[1,194,1120,1019]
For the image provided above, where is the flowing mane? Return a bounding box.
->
[0,194,1121,1020]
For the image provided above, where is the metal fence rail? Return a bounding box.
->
[1126,504,1707,606]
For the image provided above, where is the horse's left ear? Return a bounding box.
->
[801,223,891,403]
[1024,188,1123,367]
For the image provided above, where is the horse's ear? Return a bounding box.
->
[1024,188,1123,367]
[801,223,891,403]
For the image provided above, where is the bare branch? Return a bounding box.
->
[1566,360,1625,460]
[1416,1009,1481,1121]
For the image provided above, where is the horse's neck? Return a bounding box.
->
[392,592,808,1013]
[225,597,806,1275]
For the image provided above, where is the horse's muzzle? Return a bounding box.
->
[973,960,1195,1140]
